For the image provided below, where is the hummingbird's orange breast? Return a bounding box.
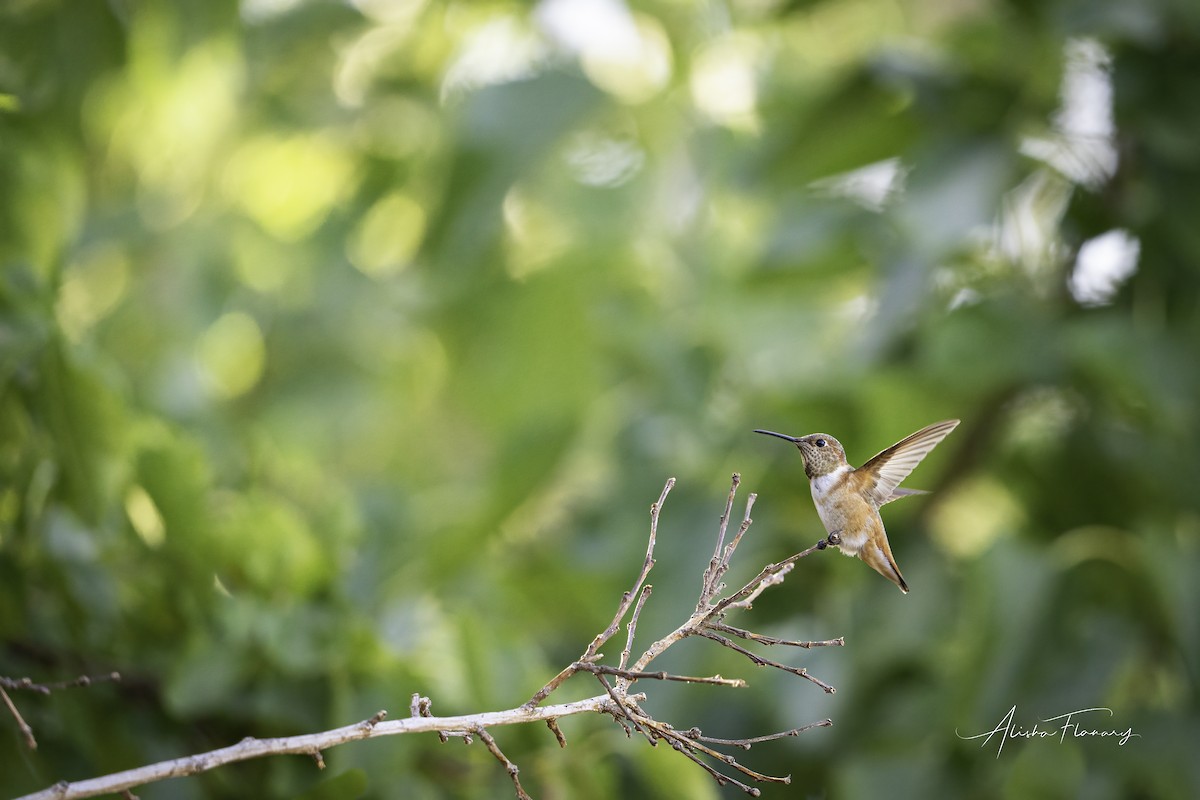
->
[809,466,876,547]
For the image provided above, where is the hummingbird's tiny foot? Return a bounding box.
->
[825,530,842,547]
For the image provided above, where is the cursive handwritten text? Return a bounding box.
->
[956,705,1140,758]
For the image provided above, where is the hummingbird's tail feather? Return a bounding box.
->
[881,487,929,505]
[860,541,910,594]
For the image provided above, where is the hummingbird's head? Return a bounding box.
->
[794,434,846,478]
[754,429,847,479]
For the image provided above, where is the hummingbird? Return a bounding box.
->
[754,420,960,593]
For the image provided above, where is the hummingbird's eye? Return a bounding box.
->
[815,439,826,447]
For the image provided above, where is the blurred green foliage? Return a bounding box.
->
[2,0,1199,798]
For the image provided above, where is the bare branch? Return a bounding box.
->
[13,696,621,800]
[18,477,841,800]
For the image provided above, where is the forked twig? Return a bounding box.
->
[544,474,839,793]
[700,474,742,603]
[694,630,837,694]
[2,673,122,751]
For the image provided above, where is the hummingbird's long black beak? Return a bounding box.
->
[754,429,801,443]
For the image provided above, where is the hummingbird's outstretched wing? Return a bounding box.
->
[858,419,960,507]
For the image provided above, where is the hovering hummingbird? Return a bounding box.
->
[755,420,960,593]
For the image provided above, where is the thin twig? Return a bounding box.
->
[1,673,122,695]
[474,727,531,800]
[706,623,845,649]
[653,722,791,785]
[700,474,741,605]
[546,718,566,748]
[2,684,36,749]
[618,585,653,673]
[645,716,784,796]
[714,494,757,589]
[672,747,761,796]
[628,542,827,675]
[662,733,760,796]
[591,673,653,743]
[574,662,747,688]
[709,538,828,616]
[704,488,758,608]
[587,477,674,660]
[694,630,836,694]
[2,672,123,751]
[685,719,833,749]
[523,478,675,711]
[411,693,448,742]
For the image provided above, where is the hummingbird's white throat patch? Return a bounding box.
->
[809,465,851,499]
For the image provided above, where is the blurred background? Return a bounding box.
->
[2,0,1198,797]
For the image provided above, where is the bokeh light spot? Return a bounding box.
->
[929,477,1023,559]
[223,134,356,241]
[690,34,761,130]
[196,312,266,399]
[538,0,672,103]
[348,192,427,279]
[57,243,130,341]
[125,485,166,548]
